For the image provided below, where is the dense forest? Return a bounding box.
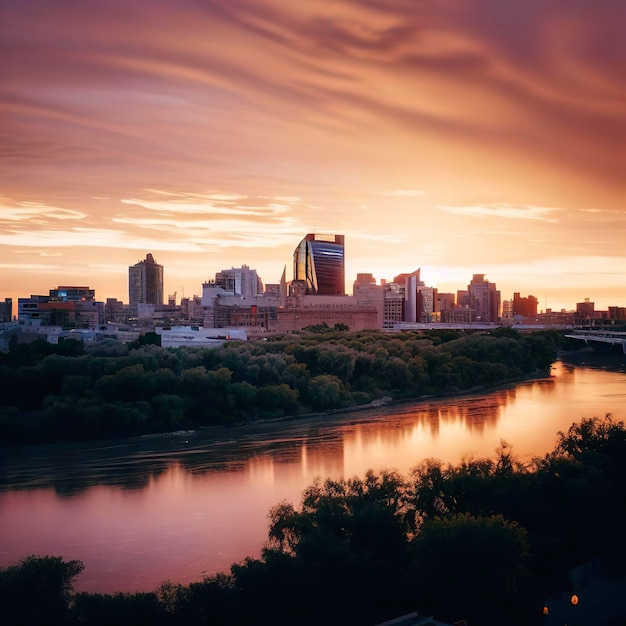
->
[0,328,563,445]
[2,414,625,625]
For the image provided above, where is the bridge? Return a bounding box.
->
[565,330,626,353]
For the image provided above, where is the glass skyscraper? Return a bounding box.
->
[293,234,345,296]
[128,253,164,306]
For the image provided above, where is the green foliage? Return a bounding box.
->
[1,329,561,445]
[128,331,161,349]
[258,384,299,416]
[0,555,84,625]
[555,413,626,466]
[72,590,168,626]
[7,416,626,624]
[410,514,530,625]
[267,470,412,559]
[152,394,185,430]
[305,374,346,410]
[301,322,331,333]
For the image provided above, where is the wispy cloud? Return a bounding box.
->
[436,203,560,222]
[0,201,86,222]
[0,262,63,272]
[0,228,206,252]
[1,0,625,308]
[120,197,292,216]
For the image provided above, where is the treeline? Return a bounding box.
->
[2,415,625,625]
[0,328,562,444]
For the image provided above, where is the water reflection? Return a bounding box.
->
[1,361,626,593]
[1,378,543,495]
[1,375,558,495]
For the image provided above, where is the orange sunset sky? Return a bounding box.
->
[1,0,625,312]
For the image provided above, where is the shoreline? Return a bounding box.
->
[183,366,556,438]
[6,357,581,450]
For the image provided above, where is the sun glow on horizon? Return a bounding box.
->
[1,0,624,312]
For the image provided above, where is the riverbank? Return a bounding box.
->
[187,366,555,436]
[3,361,626,600]
[1,328,563,446]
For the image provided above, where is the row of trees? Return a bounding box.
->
[0,328,563,444]
[2,415,625,625]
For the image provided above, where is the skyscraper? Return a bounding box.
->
[293,234,345,296]
[128,253,164,306]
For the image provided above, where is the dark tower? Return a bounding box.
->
[293,234,345,295]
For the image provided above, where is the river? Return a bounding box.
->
[1,357,625,593]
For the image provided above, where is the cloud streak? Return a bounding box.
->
[0,0,625,309]
[437,203,560,222]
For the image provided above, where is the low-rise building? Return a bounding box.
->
[155,326,247,348]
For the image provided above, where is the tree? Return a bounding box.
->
[409,514,530,626]
[333,322,349,331]
[257,384,299,416]
[152,394,185,430]
[555,413,626,467]
[305,374,345,410]
[0,555,84,625]
[72,590,167,626]
[128,331,161,349]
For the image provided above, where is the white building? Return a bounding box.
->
[156,326,247,348]
[214,265,262,299]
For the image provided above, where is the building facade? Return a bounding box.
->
[0,298,12,322]
[18,290,104,328]
[277,295,378,332]
[49,286,95,302]
[293,233,345,296]
[215,265,263,298]
[513,293,538,317]
[458,274,501,323]
[128,253,164,307]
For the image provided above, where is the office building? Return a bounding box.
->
[215,265,263,298]
[293,233,345,296]
[353,273,386,329]
[18,289,104,328]
[458,274,501,323]
[105,298,130,324]
[49,286,95,302]
[277,294,378,333]
[512,293,538,317]
[576,298,596,322]
[0,298,12,322]
[128,253,164,307]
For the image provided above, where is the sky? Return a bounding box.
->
[1,0,625,312]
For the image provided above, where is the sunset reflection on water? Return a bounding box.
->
[1,361,625,593]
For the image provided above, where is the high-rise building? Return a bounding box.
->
[463,274,500,323]
[129,253,164,307]
[353,273,385,329]
[0,298,12,322]
[215,265,263,298]
[293,233,345,296]
[391,269,439,324]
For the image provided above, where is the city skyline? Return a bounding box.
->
[1,1,625,311]
[4,253,618,316]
